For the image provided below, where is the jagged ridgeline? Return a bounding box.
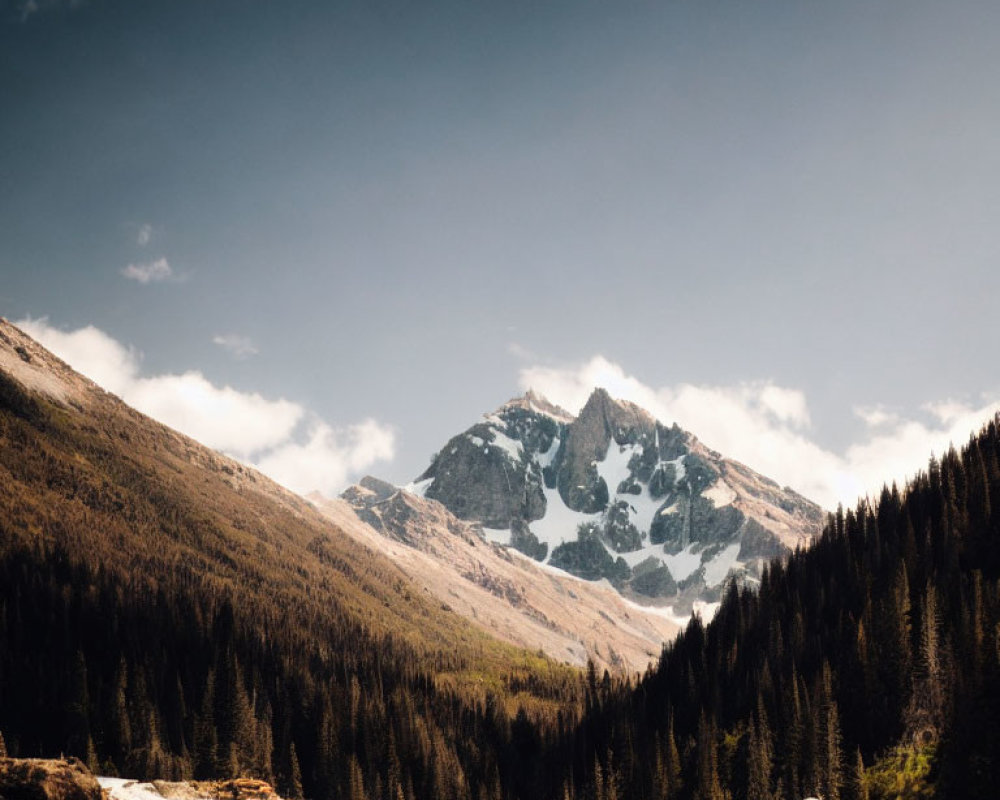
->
[535,415,1000,800]
[409,389,823,610]
[0,320,582,800]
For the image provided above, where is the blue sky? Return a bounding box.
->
[4,0,1000,507]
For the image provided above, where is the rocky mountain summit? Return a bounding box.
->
[407,388,824,610]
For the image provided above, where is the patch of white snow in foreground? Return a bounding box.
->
[98,778,165,800]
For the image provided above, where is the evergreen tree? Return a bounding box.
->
[348,753,368,800]
[664,712,682,798]
[694,713,725,800]
[65,650,92,760]
[108,659,132,765]
[845,748,868,800]
[816,664,843,800]
[193,671,218,780]
[746,709,773,800]
[287,742,304,800]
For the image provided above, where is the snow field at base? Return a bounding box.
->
[621,597,722,628]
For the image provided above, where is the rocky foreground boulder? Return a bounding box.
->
[0,758,102,800]
[0,758,283,800]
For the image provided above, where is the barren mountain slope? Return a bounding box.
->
[313,478,681,673]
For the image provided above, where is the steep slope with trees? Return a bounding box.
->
[548,415,1000,800]
[0,319,581,799]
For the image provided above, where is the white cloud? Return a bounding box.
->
[122,257,173,284]
[256,419,397,497]
[125,372,302,455]
[854,405,901,429]
[137,223,153,247]
[16,318,394,495]
[507,342,540,362]
[16,320,138,396]
[520,355,1000,510]
[213,334,259,360]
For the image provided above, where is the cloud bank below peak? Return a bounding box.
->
[17,318,394,497]
[519,355,1000,510]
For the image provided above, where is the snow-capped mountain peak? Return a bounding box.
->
[409,387,823,612]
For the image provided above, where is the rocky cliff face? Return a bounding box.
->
[408,389,824,611]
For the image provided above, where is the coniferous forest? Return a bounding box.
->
[547,417,1000,800]
[4,336,1000,798]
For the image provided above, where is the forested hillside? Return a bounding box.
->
[0,320,581,800]
[547,415,1000,800]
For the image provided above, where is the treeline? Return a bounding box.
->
[549,415,1000,799]
[0,537,579,800]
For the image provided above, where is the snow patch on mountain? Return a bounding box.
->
[703,541,743,586]
[490,428,524,463]
[703,479,737,507]
[403,476,434,497]
[533,484,600,553]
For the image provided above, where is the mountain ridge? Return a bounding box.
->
[406,387,823,611]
